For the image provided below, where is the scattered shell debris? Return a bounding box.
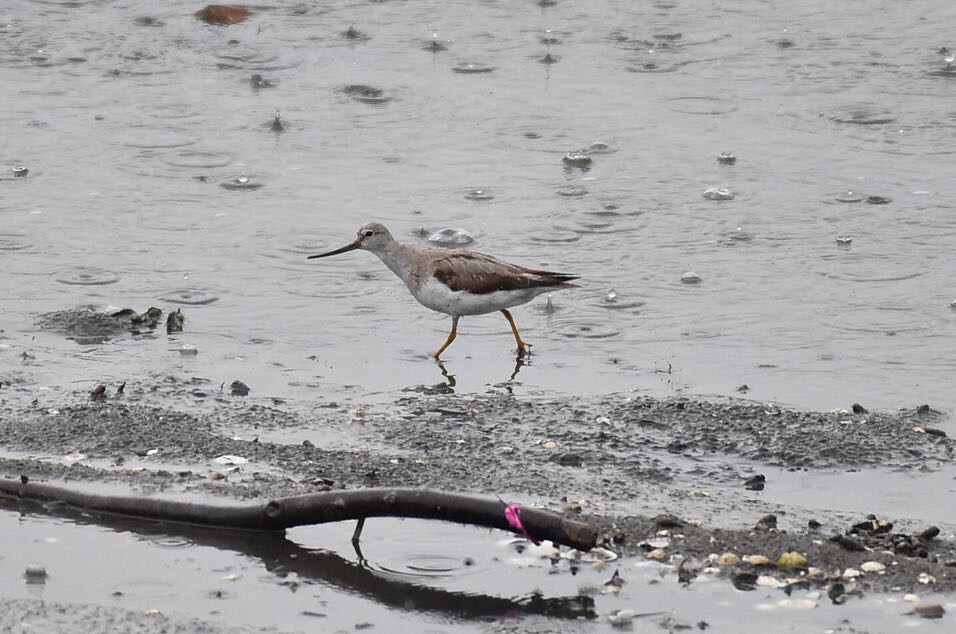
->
[607,608,636,626]
[860,561,886,573]
[212,455,249,466]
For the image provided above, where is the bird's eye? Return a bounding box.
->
[363,230,374,237]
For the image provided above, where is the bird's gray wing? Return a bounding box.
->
[431,251,578,295]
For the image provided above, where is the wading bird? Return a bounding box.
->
[308,223,578,359]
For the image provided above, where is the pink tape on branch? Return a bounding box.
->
[504,503,540,545]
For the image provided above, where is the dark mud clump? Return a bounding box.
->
[37,305,177,344]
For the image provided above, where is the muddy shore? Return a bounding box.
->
[2,379,954,613]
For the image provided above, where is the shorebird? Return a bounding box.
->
[308,223,578,359]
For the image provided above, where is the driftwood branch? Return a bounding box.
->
[0,493,598,619]
[0,478,597,551]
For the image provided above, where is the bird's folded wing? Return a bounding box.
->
[431,252,577,295]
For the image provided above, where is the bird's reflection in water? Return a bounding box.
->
[510,354,526,381]
[437,360,457,389]
[0,497,597,622]
[432,354,527,388]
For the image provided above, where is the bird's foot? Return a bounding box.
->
[516,343,532,358]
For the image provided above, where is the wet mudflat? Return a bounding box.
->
[3,0,956,630]
[2,387,956,632]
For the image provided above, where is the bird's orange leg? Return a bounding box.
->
[434,316,460,359]
[500,309,530,357]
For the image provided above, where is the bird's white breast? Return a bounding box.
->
[412,277,550,316]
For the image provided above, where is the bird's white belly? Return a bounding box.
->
[412,278,546,316]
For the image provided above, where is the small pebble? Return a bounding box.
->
[920,526,940,540]
[702,186,734,201]
[646,549,667,561]
[179,344,198,355]
[13,165,29,177]
[717,552,739,566]
[230,380,250,396]
[777,551,808,569]
[865,195,892,205]
[828,581,847,604]
[836,236,853,245]
[757,575,785,588]
[860,561,886,572]
[917,572,935,584]
[196,4,251,25]
[903,593,920,602]
[842,567,861,579]
[681,272,702,284]
[743,555,771,566]
[913,604,945,619]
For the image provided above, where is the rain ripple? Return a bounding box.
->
[815,253,925,284]
[53,267,120,286]
[663,97,738,115]
[0,234,34,251]
[370,554,481,580]
[159,288,220,305]
[452,62,495,74]
[340,85,393,106]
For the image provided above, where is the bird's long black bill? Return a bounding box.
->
[307,240,361,259]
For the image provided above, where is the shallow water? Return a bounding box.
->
[3,0,956,629]
[3,0,956,415]
[3,504,954,633]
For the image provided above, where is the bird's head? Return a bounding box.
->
[308,223,393,259]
